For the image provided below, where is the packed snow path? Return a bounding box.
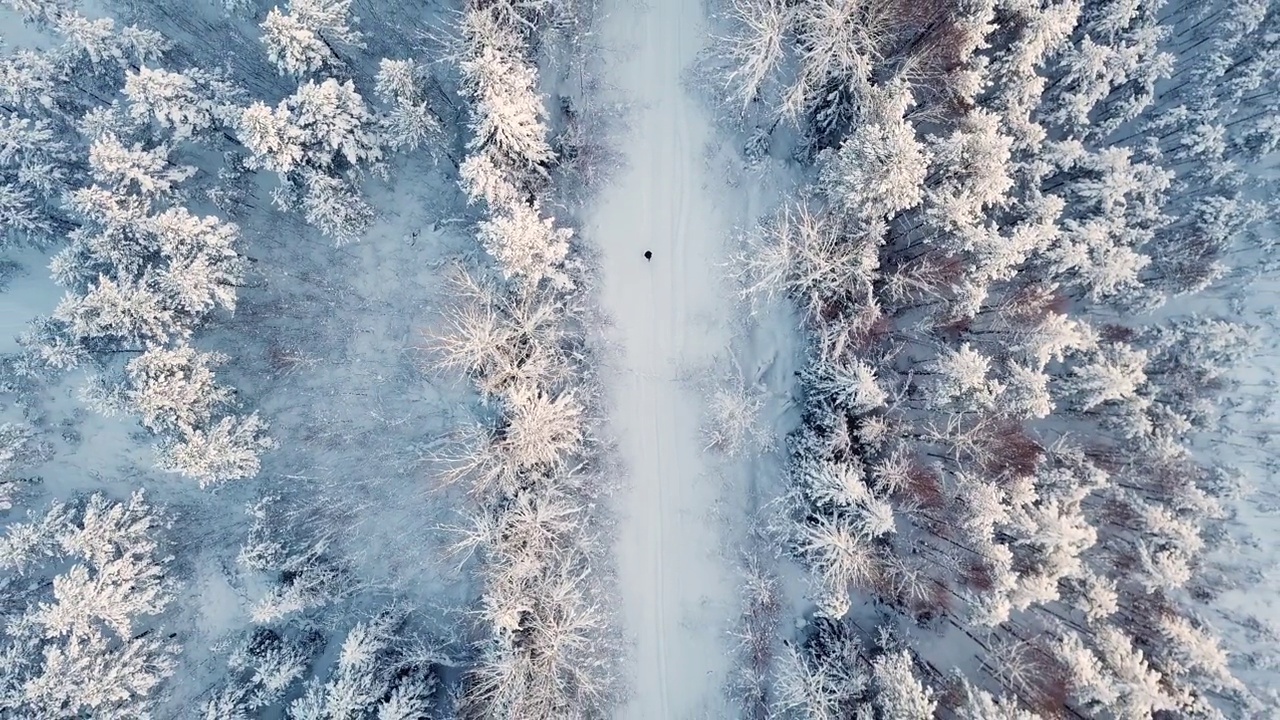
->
[589,0,740,716]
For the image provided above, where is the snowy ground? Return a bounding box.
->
[587,0,798,715]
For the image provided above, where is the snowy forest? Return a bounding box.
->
[0,0,1276,716]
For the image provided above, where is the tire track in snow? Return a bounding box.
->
[647,262,672,719]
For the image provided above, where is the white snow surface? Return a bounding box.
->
[589,0,765,715]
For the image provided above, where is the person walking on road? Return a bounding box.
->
[644,250,652,261]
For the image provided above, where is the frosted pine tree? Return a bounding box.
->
[87,134,195,198]
[241,79,383,175]
[0,491,180,717]
[238,79,382,240]
[871,651,937,720]
[51,12,168,70]
[459,8,554,179]
[0,48,61,113]
[809,357,887,414]
[239,101,307,174]
[260,0,363,77]
[0,422,50,511]
[1065,342,1148,411]
[818,107,929,221]
[261,7,333,77]
[160,412,276,487]
[123,66,242,140]
[799,513,878,618]
[204,604,440,718]
[53,275,179,347]
[207,627,316,713]
[284,78,383,169]
[782,0,902,125]
[375,58,443,153]
[0,114,77,249]
[929,343,1004,410]
[126,345,234,435]
[477,201,572,291]
[954,679,1041,719]
[300,170,374,243]
[924,109,1015,236]
[147,207,246,316]
[286,614,438,719]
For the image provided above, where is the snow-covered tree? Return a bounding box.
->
[31,129,267,485]
[477,201,572,291]
[52,12,168,70]
[123,66,242,140]
[300,170,374,243]
[50,199,244,347]
[1,0,69,26]
[703,379,773,458]
[0,114,77,249]
[722,0,793,112]
[240,78,382,174]
[88,134,195,198]
[955,678,1041,719]
[1057,627,1177,718]
[818,111,929,221]
[148,206,246,315]
[261,7,332,77]
[203,627,316,714]
[799,513,879,618]
[260,0,363,76]
[0,491,179,717]
[160,412,276,487]
[1065,342,1148,411]
[126,344,234,435]
[54,275,179,347]
[284,613,438,719]
[458,8,553,181]
[924,108,1015,235]
[289,78,382,168]
[782,0,902,124]
[930,343,1004,410]
[735,201,879,319]
[375,58,442,153]
[449,382,584,495]
[237,78,382,240]
[239,101,307,174]
[0,422,50,511]
[872,650,936,720]
[773,640,866,719]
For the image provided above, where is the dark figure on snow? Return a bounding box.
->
[644,250,652,261]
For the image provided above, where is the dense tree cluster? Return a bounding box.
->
[2,0,457,485]
[429,1,617,716]
[0,5,276,485]
[0,0,460,713]
[0,491,179,717]
[42,130,275,485]
[0,2,167,251]
[721,0,1278,715]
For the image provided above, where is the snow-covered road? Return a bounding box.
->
[588,0,740,716]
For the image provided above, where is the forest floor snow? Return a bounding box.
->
[587,0,793,716]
